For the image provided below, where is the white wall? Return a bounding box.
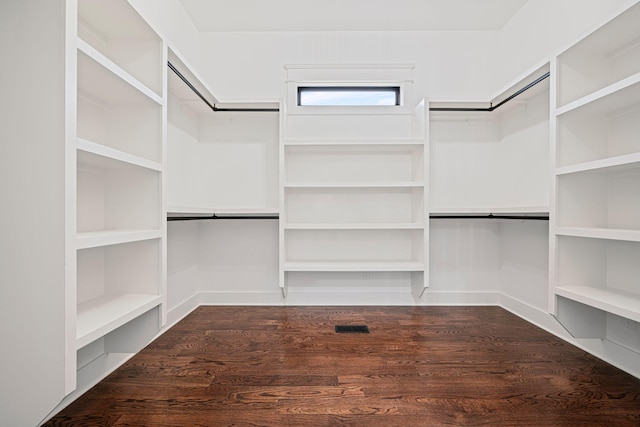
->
[183,0,639,102]
[429,220,502,301]
[198,220,281,303]
[500,220,549,311]
[129,0,201,72]
[0,2,67,426]
[199,31,498,103]
[167,222,200,323]
[126,0,640,111]
[495,0,636,91]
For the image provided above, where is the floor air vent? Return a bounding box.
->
[335,325,369,333]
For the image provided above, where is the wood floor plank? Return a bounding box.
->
[45,306,640,426]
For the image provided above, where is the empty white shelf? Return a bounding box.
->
[76,229,162,249]
[284,223,425,230]
[77,138,162,172]
[76,294,162,349]
[284,181,424,189]
[556,286,640,323]
[556,71,640,117]
[77,38,162,105]
[556,152,640,176]
[284,261,424,272]
[556,227,640,242]
[283,139,425,146]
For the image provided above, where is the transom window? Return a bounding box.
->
[297,86,401,106]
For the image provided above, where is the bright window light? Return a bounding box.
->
[298,86,400,106]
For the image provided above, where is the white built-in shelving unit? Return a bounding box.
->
[280,65,428,298]
[67,0,166,399]
[551,1,640,335]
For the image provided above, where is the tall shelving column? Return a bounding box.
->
[280,65,428,298]
[67,0,166,395]
[551,1,640,336]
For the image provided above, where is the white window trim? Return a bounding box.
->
[284,63,415,115]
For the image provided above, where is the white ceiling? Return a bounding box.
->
[179,0,529,32]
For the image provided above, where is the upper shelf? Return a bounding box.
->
[77,138,162,172]
[168,48,218,116]
[556,152,640,176]
[78,0,163,96]
[556,2,640,108]
[430,62,550,116]
[77,43,162,106]
[556,71,640,117]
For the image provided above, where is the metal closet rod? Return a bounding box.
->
[168,214,548,221]
[169,61,546,114]
[429,72,550,112]
[168,61,280,113]
[168,214,279,221]
[431,214,549,220]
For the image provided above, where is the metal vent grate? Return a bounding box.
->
[335,325,369,333]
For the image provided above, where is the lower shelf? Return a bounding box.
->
[284,261,424,272]
[555,286,640,323]
[76,294,162,349]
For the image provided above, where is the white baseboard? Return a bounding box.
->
[166,294,201,327]
[198,289,500,306]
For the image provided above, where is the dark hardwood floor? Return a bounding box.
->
[45,306,640,426]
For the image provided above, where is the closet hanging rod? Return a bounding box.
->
[429,72,550,112]
[168,214,280,221]
[168,214,548,221]
[168,61,280,112]
[430,214,549,220]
